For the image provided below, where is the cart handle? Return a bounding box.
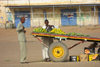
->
[68,41,84,50]
[35,37,48,48]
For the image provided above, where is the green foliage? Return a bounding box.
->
[66,32,90,37]
[50,28,66,35]
[33,28,90,37]
[33,27,47,33]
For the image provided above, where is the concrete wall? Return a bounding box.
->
[31,7,61,27]
[0,6,99,27]
[0,0,100,28]
[0,2,7,28]
[77,6,99,26]
[30,6,99,27]
[32,8,44,27]
[9,6,99,27]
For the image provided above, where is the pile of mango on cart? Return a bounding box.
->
[32,27,100,62]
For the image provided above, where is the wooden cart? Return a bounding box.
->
[32,32,100,62]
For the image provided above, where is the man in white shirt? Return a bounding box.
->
[42,19,56,62]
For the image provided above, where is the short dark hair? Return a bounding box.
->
[45,19,49,23]
[20,17,25,21]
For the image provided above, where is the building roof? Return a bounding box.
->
[2,0,100,7]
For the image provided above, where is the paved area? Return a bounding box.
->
[0,26,100,67]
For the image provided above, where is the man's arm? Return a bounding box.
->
[49,25,55,28]
[16,23,24,32]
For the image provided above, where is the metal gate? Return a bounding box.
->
[61,9,77,26]
[15,11,30,28]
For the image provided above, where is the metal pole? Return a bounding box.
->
[94,5,96,26]
[31,7,34,27]
[53,5,55,25]
[43,10,47,20]
[6,0,9,21]
[4,0,8,28]
[7,0,8,6]
[28,0,30,6]
[79,5,82,27]
[29,0,32,27]
[70,0,71,4]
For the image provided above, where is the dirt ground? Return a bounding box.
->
[0,26,100,67]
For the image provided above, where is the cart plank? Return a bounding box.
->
[32,32,100,42]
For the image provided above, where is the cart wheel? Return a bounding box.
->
[48,42,69,62]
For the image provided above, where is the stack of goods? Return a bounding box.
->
[66,32,90,37]
[70,54,99,62]
[33,27,90,37]
[79,54,99,62]
[33,27,47,33]
[70,54,89,62]
[70,48,100,62]
[80,54,89,62]
[50,28,66,35]
[33,28,66,35]
[70,55,80,62]
[84,47,100,61]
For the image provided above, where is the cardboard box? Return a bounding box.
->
[80,54,88,62]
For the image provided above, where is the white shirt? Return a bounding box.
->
[42,25,58,29]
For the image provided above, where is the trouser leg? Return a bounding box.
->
[19,41,27,62]
[42,37,53,60]
[42,45,49,60]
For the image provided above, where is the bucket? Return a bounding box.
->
[70,56,80,62]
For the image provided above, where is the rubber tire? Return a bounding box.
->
[48,42,69,62]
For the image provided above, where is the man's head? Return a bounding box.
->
[44,19,49,26]
[20,17,25,24]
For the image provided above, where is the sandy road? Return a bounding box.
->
[0,26,100,67]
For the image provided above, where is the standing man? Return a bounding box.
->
[42,19,55,62]
[16,17,27,63]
